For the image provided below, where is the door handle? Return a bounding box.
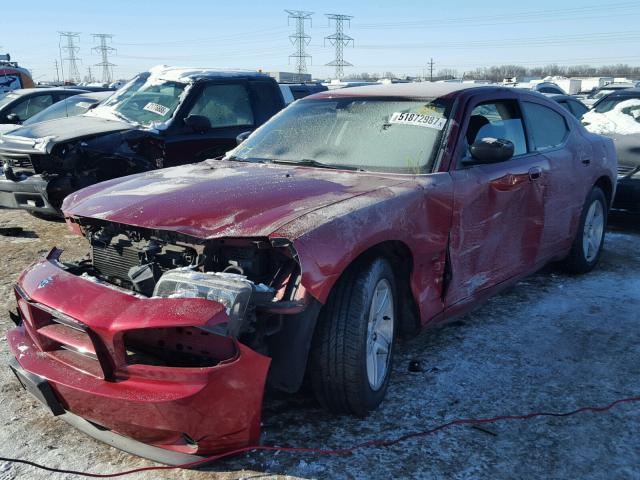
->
[528,166,543,181]
[581,158,591,166]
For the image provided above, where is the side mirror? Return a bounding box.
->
[236,130,252,145]
[467,137,514,165]
[184,114,211,133]
[5,113,20,124]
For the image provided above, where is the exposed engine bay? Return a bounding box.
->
[65,218,306,358]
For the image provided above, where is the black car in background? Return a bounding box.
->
[0,67,285,217]
[546,94,589,119]
[0,87,88,124]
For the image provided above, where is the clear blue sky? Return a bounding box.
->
[2,0,639,81]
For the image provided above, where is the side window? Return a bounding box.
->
[462,100,528,162]
[188,83,254,128]
[522,101,569,151]
[9,94,54,120]
[7,98,29,120]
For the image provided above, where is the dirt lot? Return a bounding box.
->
[0,209,638,480]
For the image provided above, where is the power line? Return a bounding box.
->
[58,31,81,83]
[325,13,354,79]
[285,10,313,81]
[92,34,117,84]
[355,1,639,29]
[357,31,640,50]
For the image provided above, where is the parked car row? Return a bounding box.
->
[532,82,640,213]
[4,76,619,464]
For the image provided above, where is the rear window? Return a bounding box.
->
[538,86,562,94]
[522,102,569,151]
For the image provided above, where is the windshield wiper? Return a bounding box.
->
[225,155,269,164]
[269,158,365,171]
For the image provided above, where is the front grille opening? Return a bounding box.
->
[89,234,197,294]
[123,327,236,368]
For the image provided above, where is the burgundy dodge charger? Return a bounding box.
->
[7,83,616,463]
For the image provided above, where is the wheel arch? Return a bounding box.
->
[594,175,614,208]
[321,239,421,338]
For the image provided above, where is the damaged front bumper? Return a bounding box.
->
[0,173,59,216]
[6,252,271,463]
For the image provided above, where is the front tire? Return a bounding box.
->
[310,258,396,416]
[561,186,607,274]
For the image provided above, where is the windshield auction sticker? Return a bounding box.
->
[143,102,170,116]
[389,112,446,130]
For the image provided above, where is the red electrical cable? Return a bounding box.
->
[1,395,638,478]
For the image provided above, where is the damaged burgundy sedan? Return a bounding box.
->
[7,83,616,463]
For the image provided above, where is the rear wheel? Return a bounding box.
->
[561,186,607,273]
[310,258,396,416]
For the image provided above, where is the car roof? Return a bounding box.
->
[147,65,269,83]
[544,93,576,101]
[309,82,493,100]
[70,91,113,101]
[7,87,88,96]
[606,87,640,95]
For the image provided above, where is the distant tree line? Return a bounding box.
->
[348,64,640,82]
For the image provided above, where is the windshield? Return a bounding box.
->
[589,89,614,100]
[230,97,451,174]
[0,93,18,110]
[93,72,187,127]
[594,95,639,113]
[23,96,99,125]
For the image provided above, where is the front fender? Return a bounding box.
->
[280,174,454,325]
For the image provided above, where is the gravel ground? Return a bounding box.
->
[0,209,638,480]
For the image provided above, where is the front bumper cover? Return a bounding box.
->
[0,173,59,216]
[7,252,271,463]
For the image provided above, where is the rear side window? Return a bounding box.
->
[522,102,569,151]
[188,83,254,128]
[250,81,284,124]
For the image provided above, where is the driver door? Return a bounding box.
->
[445,97,550,307]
